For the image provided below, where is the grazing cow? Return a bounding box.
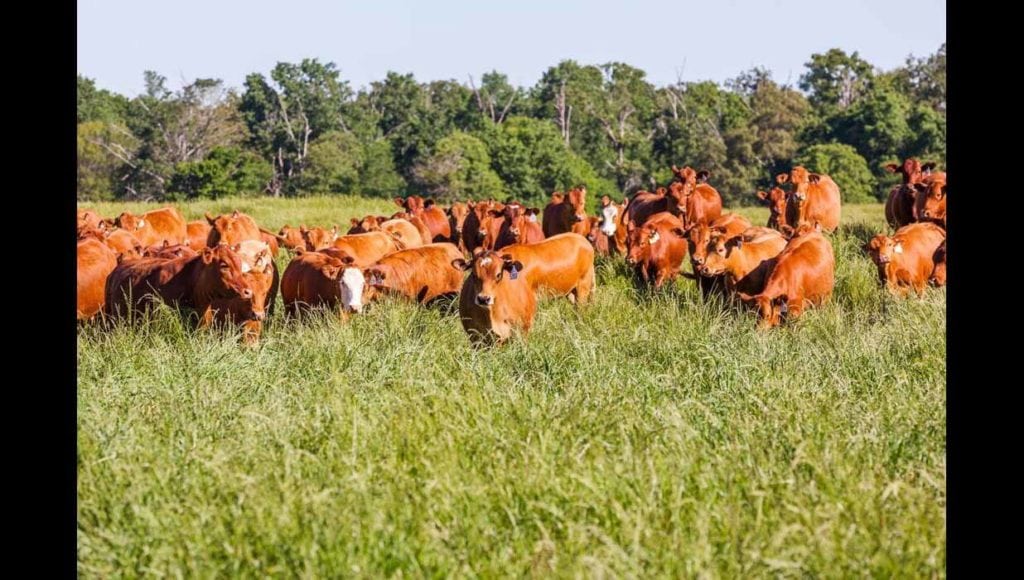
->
[206,211,262,247]
[105,244,254,327]
[208,240,277,343]
[775,167,841,232]
[670,166,723,230]
[77,238,118,321]
[447,202,470,248]
[280,250,357,316]
[300,225,340,251]
[394,195,451,242]
[542,186,589,238]
[913,178,946,227]
[930,240,946,287]
[185,221,212,252]
[697,227,788,296]
[462,200,504,254]
[738,229,835,328]
[327,231,405,267]
[276,225,308,251]
[864,222,946,297]
[625,212,688,290]
[756,187,795,230]
[345,243,465,311]
[115,207,188,247]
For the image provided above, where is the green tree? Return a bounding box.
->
[828,83,912,172]
[77,76,128,124]
[168,147,273,199]
[795,143,876,203]
[78,121,136,201]
[359,140,407,199]
[799,49,875,113]
[412,131,505,202]
[297,131,364,195]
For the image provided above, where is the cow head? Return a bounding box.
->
[348,215,382,234]
[756,187,789,229]
[913,181,946,224]
[585,217,603,244]
[739,293,787,329]
[205,211,256,246]
[300,225,339,251]
[275,225,306,251]
[864,234,900,266]
[686,224,716,268]
[567,186,587,223]
[698,233,744,276]
[115,211,148,233]
[452,250,525,309]
[885,158,924,185]
[198,244,253,302]
[626,221,684,266]
[448,202,470,235]
[395,195,426,215]
[235,241,275,322]
[598,201,620,237]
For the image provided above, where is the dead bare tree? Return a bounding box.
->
[468,74,516,124]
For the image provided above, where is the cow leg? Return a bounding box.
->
[197,306,216,329]
[785,295,806,321]
[241,320,262,345]
[573,264,596,305]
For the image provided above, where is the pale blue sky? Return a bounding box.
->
[78,0,946,96]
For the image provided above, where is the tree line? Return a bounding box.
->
[78,45,944,207]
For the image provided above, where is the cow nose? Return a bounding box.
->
[475,294,493,306]
[922,210,931,217]
[574,214,584,222]
[249,310,265,321]
[345,305,363,314]
[695,257,704,265]
[241,288,253,300]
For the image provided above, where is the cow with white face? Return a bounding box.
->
[596,195,627,256]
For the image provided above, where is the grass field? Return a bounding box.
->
[77,197,945,577]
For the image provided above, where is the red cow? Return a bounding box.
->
[756,187,795,230]
[697,227,788,296]
[670,166,723,229]
[542,187,589,237]
[327,231,406,267]
[462,200,504,254]
[208,240,276,343]
[185,221,212,252]
[884,158,929,229]
[776,167,841,232]
[738,229,835,328]
[275,225,307,251]
[625,187,674,234]
[625,212,688,290]
[115,207,188,247]
[280,250,358,317]
[346,243,465,310]
[864,222,946,297]
[77,238,118,321]
[913,178,946,227]
[394,196,451,242]
[205,211,261,247]
[586,217,610,256]
[104,244,254,329]
[447,202,470,249]
[300,225,340,251]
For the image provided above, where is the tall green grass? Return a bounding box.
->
[78,198,945,577]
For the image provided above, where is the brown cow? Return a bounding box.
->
[104,244,254,327]
[776,167,841,232]
[884,159,928,230]
[185,221,212,252]
[542,186,589,238]
[864,222,946,297]
[594,195,628,255]
[102,229,145,259]
[461,200,504,254]
[327,231,406,267]
[394,196,451,242]
[455,250,538,346]
[447,202,470,249]
[738,229,835,328]
[389,212,434,246]
[625,212,688,290]
[206,211,261,247]
[697,227,787,297]
[586,216,610,256]
[459,233,595,302]
[115,207,188,247]
[930,240,946,287]
[756,187,795,230]
[913,178,946,227]
[77,238,118,321]
[625,187,674,234]
[208,240,276,343]
[482,203,544,251]
[280,250,355,316]
[670,166,723,229]
[347,243,465,310]
[77,209,106,237]
[686,213,754,297]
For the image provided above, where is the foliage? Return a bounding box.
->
[795,143,877,203]
[168,147,272,199]
[411,131,506,202]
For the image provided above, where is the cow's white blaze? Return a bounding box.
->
[137,219,146,229]
[241,261,252,273]
[339,267,366,312]
[649,231,660,244]
[894,243,903,254]
[600,205,618,236]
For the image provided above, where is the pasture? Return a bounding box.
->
[78,196,945,576]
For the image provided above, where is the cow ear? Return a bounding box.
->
[756,190,768,201]
[394,197,405,207]
[231,243,241,252]
[775,173,789,184]
[471,246,485,258]
[922,162,937,173]
[451,258,470,271]
[808,174,821,184]
[205,212,217,225]
[424,198,435,208]
[913,183,929,194]
[350,218,359,227]
[696,170,710,183]
[201,248,216,264]
[780,225,795,238]
[884,163,900,173]
[231,210,240,218]
[670,227,687,238]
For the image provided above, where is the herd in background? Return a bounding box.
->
[77,157,947,346]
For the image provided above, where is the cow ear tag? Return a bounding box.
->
[509,265,519,280]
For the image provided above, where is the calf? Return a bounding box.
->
[738,230,835,328]
[865,222,946,297]
[77,238,118,321]
[116,207,188,246]
[776,167,841,232]
[625,212,688,290]
[456,250,538,346]
[208,240,277,343]
[542,187,589,237]
[394,195,451,242]
[756,187,794,230]
[697,227,787,296]
[105,244,254,327]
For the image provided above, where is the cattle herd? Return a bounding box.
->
[77,159,947,346]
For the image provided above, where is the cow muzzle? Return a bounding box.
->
[240,288,253,300]
[475,294,494,307]
[249,310,265,321]
[574,214,585,223]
